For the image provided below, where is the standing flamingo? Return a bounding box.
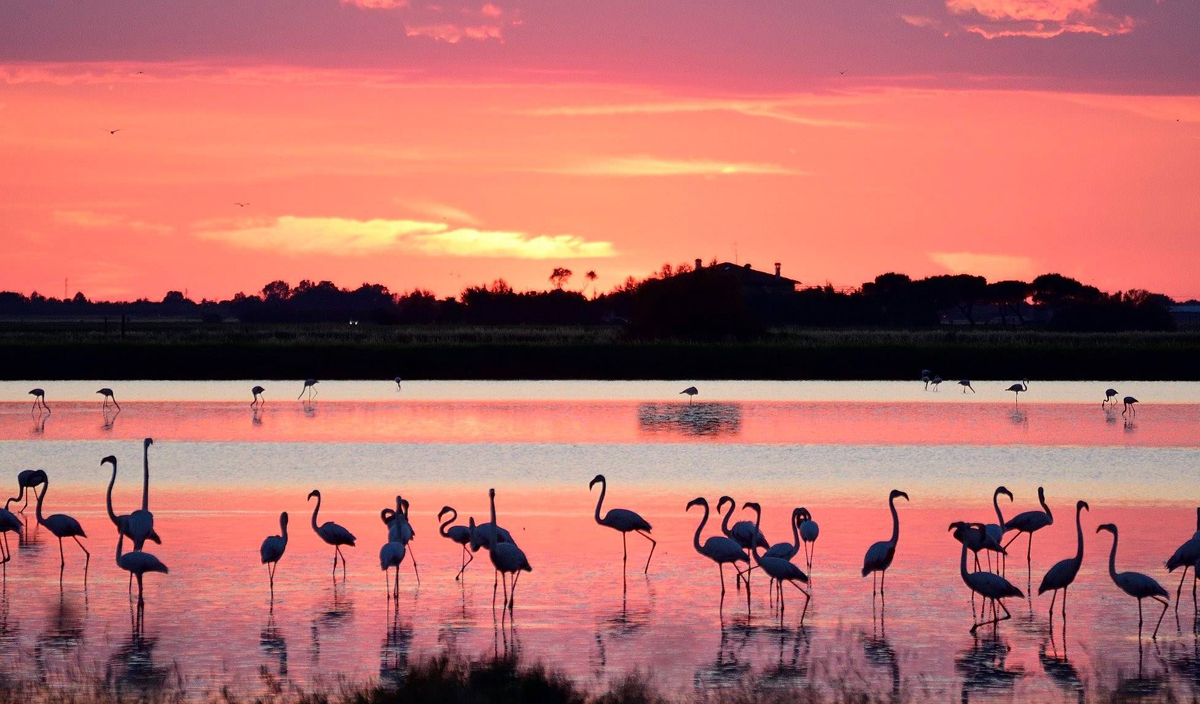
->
[469,488,515,552]
[799,509,820,581]
[379,538,408,599]
[28,388,49,412]
[1097,523,1169,639]
[260,512,288,595]
[380,497,418,584]
[437,506,473,580]
[1038,501,1089,623]
[1004,486,1053,574]
[950,522,1023,633]
[762,508,804,595]
[97,387,120,410]
[490,541,531,611]
[298,379,318,401]
[101,455,161,591]
[862,490,909,600]
[1104,388,1119,407]
[1006,379,1029,406]
[959,380,975,393]
[1122,397,1139,417]
[589,474,655,574]
[1165,507,1200,612]
[394,376,403,390]
[686,498,749,598]
[718,495,768,588]
[987,487,1014,573]
[743,502,810,617]
[9,469,48,512]
[0,500,21,565]
[115,517,168,605]
[680,386,699,403]
[308,490,355,579]
[931,376,943,391]
[921,371,932,390]
[35,479,89,573]
[251,386,265,408]
[125,438,157,550]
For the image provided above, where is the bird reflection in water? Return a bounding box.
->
[380,603,413,688]
[955,632,1023,703]
[261,611,288,678]
[637,402,743,438]
[693,617,754,689]
[252,407,264,426]
[309,585,353,664]
[0,583,17,655]
[34,593,84,683]
[592,578,652,676]
[101,406,120,431]
[1008,409,1028,428]
[31,409,49,435]
[862,620,900,702]
[1168,633,1200,695]
[758,626,810,689]
[1111,640,1166,700]
[1039,635,1083,704]
[109,605,172,695]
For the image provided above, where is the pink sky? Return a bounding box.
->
[1,0,1198,300]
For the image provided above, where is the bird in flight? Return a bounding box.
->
[234,202,249,207]
[838,69,848,75]
[106,128,122,135]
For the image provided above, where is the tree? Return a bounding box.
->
[582,270,598,297]
[262,280,291,300]
[549,267,573,290]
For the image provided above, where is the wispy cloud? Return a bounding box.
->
[539,156,806,177]
[929,251,1035,280]
[404,23,503,42]
[523,97,869,129]
[395,200,482,225]
[53,209,172,234]
[340,0,409,8]
[194,216,614,259]
[909,0,1136,39]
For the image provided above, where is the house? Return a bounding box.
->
[694,259,801,294]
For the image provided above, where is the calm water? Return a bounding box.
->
[2,380,1199,701]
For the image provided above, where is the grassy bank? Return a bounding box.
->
[1,322,1198,380]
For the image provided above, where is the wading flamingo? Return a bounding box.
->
[862,490,909,601]
[115,517,168,606]
[36,479,89,573]
[380,538,407,599]
[686,498,749,598]
[251,386,265,407]
[380,498,419,584]
[951,522,1023,633]
[589,474,655,574]
[744,502,810,618]
[469,488,515,552]
[9,469,48,512]
[97,388,119,411]
[394,377,402,390]
[125,438,157,550]
[1104,388,1119,407]
[437,506,473,580]
[680,386,698,403]
[987,487,1014,573]
[298,379,318,401]
[921,371,931,390]
[1004,486,1053,573]
[762,508,804,595]
[718,495,768,588]
[28,388,49,412]
[0,500,20,565]
[959,380,975,393]
[307,490,355,579]
[101,455,161,590]
[931,376,943,391]
[1006,379,1029,406]
[490,541,531,612]
[1038,501,1089,624]
[1123,397,1139,417]
[799,509,820,580]
[1097,523,1169,640]
[1165,507,1200,613]
[260,512,288,595]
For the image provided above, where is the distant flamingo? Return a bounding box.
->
[1038,501,1089,623]
[686,497,749,597]
[379,537,408,599]
[862,489,909,600]
[1006,379,1029,406]
[259,512,289,595]
[743,503,809,617]
[251,386,265,407]
[1104,388,1119,407]
[1165,507,1200,612]
[931,376,943,391]
[921,370,932,390]
[1004,486,1053,572]
[28,388,49,412]
[298,379,318,401]
[394,376,402,390]
[589,474,655,574]
[1097,523,1169,639]
[958,380,975,393]
[97,387,119,410]
[1122,397,1139,417]
[490,541,531,611]
[307,490,355,579]
[0,500,21,565]
[35,479,89,573]
[9,469,47,513]
[950,522,1023,633]
[115,517,168,606]
[680,386,698,404]
[437,506,473,580]
[799,509,820,580]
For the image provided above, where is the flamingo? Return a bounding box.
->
[921,370,932,390]
[35,479,89,572]
[469,488,516,552]
[931,376,943,391]
[799,509,820,580]
[115,517,168,606]
[1006,379,1029,406]
[1097,523,1169,639]
[0,500,21,565]
[1038,501,1089,623]
[686,498,749,597]
[380,498,418,584]
[437,506,473,580]
[761,508,803,595]
[986,486,1014,573]
[379,538,407,599]
[298,379,318,401]
[589,474,655,574]
[490,541,531,611]
[718,495,768,588]
[307,490,355,579]
[950,522,1023,633]
[743,502,810,617]
[394,376,402,390]
[260,512,288,595]
[1165,507,1200,612]
[9,469,48,512]
[100,455,161,552]
[1122,396,1139,417]
[97,387,120,410]
[1104,388,1119,407]
[680,386,698,403]
[954,514,1004,572]
[28,388,49,412]
[959,380,975,393]
[862,489,909,600]
[251,386,265,407]
[1003,486,1053,572]
[124,438,157,550]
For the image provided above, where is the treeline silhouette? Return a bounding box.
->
[0,265,1181,337]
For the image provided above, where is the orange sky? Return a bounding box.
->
[2,1,1199,300]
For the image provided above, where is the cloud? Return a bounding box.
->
[395,200,482,225]
[194,215,613,259]
[524,97,869,129]
[340,0,409,8]
[481,3,503,17]
[53,209,172,234]
[929,251,1035,280]
[540,156,805,177]
[936,0,1135,38]
[404,23,503,42]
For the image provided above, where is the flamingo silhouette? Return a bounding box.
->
[862,490,909,601]
[97,388,120,410]
[125,438,157,550]
[744,502,810,617]
[987,486,1014,572]
[0,500,21,565]
[35,479,89,573]
[931,376,943,391]
[251,386,265,408]
[1006,379,1029,406]
[1123,397,1139,417]
[437,506,473,580]
[469,488,515,552]
[379,537,408,599]
[799,509,820,581]
[1004,486,1053,574]
[718,495,768,588]
[1165,507,1200,612]
[921,371,931,390]
[260,512,288,596]
[115,517,168,606]
[298,379,318,401]
[762,508,804,595]
[959,380,975,393]
[686,497,749,598]
[1038,501,1089,624]
[1104,388,1119,407]
[101,455,161,590]
[950,522,1023,633]
[380,498,419,584]
[394,376,402,390]
[28,388,49,413]
[490,540,531,612]
[9,469,47,513]
[680,386,698,403]
[589,474,655,574]
[1097,523,1169,639]
[307,490,355,579]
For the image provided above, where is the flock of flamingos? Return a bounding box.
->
[3,376,1166,640]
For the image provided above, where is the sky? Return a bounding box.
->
[1,0,1198,301]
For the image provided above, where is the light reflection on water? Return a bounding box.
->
[0,382,1198,701]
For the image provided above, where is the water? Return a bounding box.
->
[1,380,1199,701]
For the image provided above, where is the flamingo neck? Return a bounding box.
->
[1040,493,1052,523]
[993,491,1006,527]
[440,509,456,537]
[116,526,125,564]
[959,529,970,581]
[141,444,150,512]
[692,503,707,553]
[1073,506,1084,564]
[106,462,118,523]
[489,493,497,526]
[789,509,801,551]
[750,507,764,563]
[35,481,47,525]
[1107,530,1119,581]
[888,496,900,545]
[720,500,734,536]
[593,479,606,524]
[311,495,321,532]
[280,516,289,543]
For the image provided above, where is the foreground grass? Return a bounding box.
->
[1,322,1199,380]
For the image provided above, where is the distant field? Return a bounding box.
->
[0,321,1197,380]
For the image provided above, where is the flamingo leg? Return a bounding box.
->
[1138,599,1144,639]
[1176,566,1190,611]
[493,569,499,608]
[622,531,628,571]
[719,563,726,596]
[331,548,338,577]
[1062,586,1067,619]
[58,537,65,567]
[1153,596,1169,639]
[501,571,510,610]
[510,571,519,611]
[136,573,144,606]
[637,530,656,574]
[394,567,400,597]
[1048,589,1057,625]
[807,543,815,583]
[408,545,420,585]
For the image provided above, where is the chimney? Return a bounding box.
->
[775,262,781,278]
[695,258,702,270]
[744,263,751,270]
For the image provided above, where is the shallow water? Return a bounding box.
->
[1,380,1199,701]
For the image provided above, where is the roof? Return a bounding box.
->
[711,262,800,288]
